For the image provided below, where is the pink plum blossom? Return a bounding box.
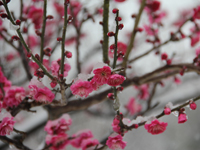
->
[144,119,168,135]
[28,6,43,29]
[70,129,93,148]
[195,47,200,56]
[193,6,200,20]
[112,117,121,134]
[0,117,15,136]
[44,114,72,135]
[51,60,60,77]
[190,101,197,110]
[93,66,112,85]
[109,42,127,61]
[29,78,55,103]
[106,133,127,150]
[70,80,93,97]
[46,133,69,150]
[144,24,158,36]
[115,0,126,2]
[135,84,149,100]
[125,97,142,115]
[53,2,64,17]
[81,138,99,150]
[4,87,25,108]
[164,107,171,115]
[178,113,187,124]
[107,74,125,87]
[29,59,50,73]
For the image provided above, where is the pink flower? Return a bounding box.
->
[196,47,200,57]
[4,87,25,108]
[29,59,50,73]
[135,84,149,100]
[90,78,102,91]
[0,117,15,136]
[93,66,112,85]
[70,80,93,97]
[109,42,127,61]
[190,32,200,47]
[149,11,166,24]
[44,114,72,135]
[144,119,168,135]
[164,107,171,115]
[51,60,60,77]
[29,78,55,103]
[125,97,142,115]
[53,2,64,17]
[112,117,121,134]
[68,1,82,18]
[28,6,43,29]
[33,87,55,103]
[144,24,158,36]
[190,102,197,110]
[27,35,38,48]
[178,113,187,124]
[46,133,69,150]
[81,138,99,150]
[107,74,125,87]
[174,77,181,84]
[115,0,126,2]
[146,0,160,12]
[106,133,127,150]
[70,129,93,148]
[193,6,200,20]
[63,63,71,77]
[161,53,168,60]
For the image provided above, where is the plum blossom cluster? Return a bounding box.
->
[0,116,15,136]
[28,77,55,103]
[45,114,72,150]
[45,114,99,150]
[0,67,26,110]
[70,65,125,97]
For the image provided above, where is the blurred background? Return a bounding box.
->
[1,0,200,149]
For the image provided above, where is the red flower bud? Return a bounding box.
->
[35,54,40,61]
[161,53,168,60]
[0,13,8,19]
[46,15,54,20]
[27,52,32,58]
[109,44,116,49]
[107,93,114,100]
[107,32,115,37]
[118,24,124,30]
[190,101,197,110]
[115,17,122,21]
[57,37,62,41]
[112,8,119,14]
[65,51,72,58]
[15,19,21,25]
[12,35,20,41]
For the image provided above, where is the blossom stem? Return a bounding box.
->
[127,17,191,64]
[102,0,110,64]
[2,0,56,81]
[40,0,47,63]
[60,2,69,77]
[113,11,119,69]
[122,0,146,69]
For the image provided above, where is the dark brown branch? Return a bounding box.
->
[0,136,31,150]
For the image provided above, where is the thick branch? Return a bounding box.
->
[102,0,110,64]
[0,136,31,150]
